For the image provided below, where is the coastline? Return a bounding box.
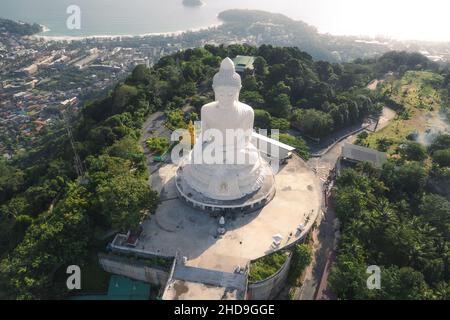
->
[39,24,50,33]
[31,21,223,42]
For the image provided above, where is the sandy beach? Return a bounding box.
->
[30,22,223,42]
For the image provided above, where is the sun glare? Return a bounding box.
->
[254,0,450,41]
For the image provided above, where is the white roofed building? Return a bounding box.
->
[252,131,295,164]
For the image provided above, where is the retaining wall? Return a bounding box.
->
[98,253,170,287]
[247,252,293,300]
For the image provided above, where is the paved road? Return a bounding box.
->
[141,111,171,142]
[295,136,357,300]
[140,105,196,173]
[307,134,357,182]
[140,110,171,169]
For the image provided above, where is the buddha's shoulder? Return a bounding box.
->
[201,101,219,113]
[237,102,254,114]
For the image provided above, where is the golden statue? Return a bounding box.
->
[188,119,196,147]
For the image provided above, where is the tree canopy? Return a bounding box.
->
[330,142,450,300]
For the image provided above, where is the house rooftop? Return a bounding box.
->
[233,55,255,72]
[342,143,387,168]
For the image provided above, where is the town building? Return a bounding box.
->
[338,143,387,174]
[233,55,255,73]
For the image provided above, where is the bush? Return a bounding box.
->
[429,134,450,153]
[398,141,427,161]
[248,250,289,283]
[406,131,419,141]
[357,131,369,140]
[146,137,170,155]
[356,131,369,146]
[287,244,312,286]
[279,133,310,160]
[270,117,290,132]
[432,149,450,167]
[376,137,394,152]
[254,109,272,129]
[292,109,334,138]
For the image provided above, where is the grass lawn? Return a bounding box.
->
[365,109,428,153]
[380,71,443,109]
[365,71,446,153]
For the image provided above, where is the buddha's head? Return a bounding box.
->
[213,58,242,106]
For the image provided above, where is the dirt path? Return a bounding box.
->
[376,107,397,132]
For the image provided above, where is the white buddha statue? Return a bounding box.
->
[202,58,254,148]
[179,58,273,201]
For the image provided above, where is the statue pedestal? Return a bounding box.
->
[175,164,276,214]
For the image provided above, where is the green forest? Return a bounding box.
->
[0,18,42,36]
[329,53,450,300]
[0,44,449,299]
[330,134,450,299]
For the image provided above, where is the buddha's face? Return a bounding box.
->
[214,86,240,106]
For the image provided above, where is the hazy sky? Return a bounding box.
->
[0,0,449,41]
[254,0,450,41]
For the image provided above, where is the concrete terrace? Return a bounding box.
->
[163,279,243,300]
[134,155,322,273]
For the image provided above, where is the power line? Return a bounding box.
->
[60,101,85,179]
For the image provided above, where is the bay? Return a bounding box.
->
[0,0,449,42]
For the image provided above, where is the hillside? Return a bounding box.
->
[0,45,448,299]
[330,58,450,300]
[218,10,450,63]
[0,18,42,36]
[218,9,338,62]
[364,70,448,152]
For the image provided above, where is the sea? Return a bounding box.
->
[0,0,449,42]
[0,0,303,37]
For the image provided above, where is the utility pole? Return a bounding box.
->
[60,100,85,179]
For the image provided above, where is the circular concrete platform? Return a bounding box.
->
[139,155,323,268]
[175,166,276,214]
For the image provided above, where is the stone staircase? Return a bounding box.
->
[173,264,247,292]
[162,255,248,300]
